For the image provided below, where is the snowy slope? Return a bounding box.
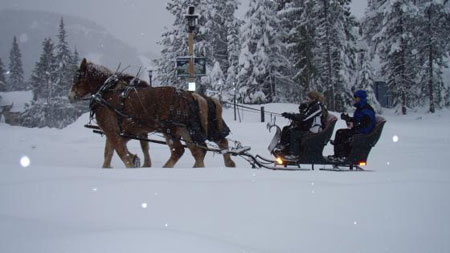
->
[1,104,450,253]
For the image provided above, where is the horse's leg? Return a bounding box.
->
[108,134,136,168]
[139,134,151,167]
[177,128,206,168]
[102,137,114,169]
[162,133,185,168]
[215,138,236,167]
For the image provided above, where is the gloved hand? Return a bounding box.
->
[341,113,350,121]
[299,103,308,112]
[282,112,293,119]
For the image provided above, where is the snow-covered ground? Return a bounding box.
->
[1,104,450,253]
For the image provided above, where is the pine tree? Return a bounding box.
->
[354,31,381,112]
[21,97,86,129]
[416,1,450,112]
[0,57,6,92]
[278,0,318,102]
[237,0,292,103]
[225,7,242,102]
[30,38,57,101]
[8,36,25,91]
[206,0,242,99]
[376,0,418,115]
[72,47,80,68]
[313,0,357,112]
[206,61,225,100]
[54,17,74,97]
[361,0,389,55]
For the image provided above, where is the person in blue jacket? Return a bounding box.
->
[330,90,376,160]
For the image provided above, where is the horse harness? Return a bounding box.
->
[89,75,200,143]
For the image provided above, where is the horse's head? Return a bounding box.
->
[68,58,91,103]
[68,58,113,103]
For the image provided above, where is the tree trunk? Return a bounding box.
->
[323,0,335,111]
[427,8,435,113]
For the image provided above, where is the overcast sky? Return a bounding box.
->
[0,0,367,54]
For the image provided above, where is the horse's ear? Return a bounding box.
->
[80,58,87,71]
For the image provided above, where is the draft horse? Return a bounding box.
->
[68,58,236,168]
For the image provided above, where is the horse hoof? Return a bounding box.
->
[225,160,236,168]
[132,156,141,168]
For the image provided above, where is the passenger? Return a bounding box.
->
[278,91,326,160]
[330,90,376,161]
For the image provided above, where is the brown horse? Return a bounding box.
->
[70,62,152,168]
[68,58,235,168]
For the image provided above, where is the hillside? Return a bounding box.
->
[0,9,144,77]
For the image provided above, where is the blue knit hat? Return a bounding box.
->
[354,90,367,99]
[354,90,368,106]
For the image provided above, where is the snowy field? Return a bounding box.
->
[1,103,450,253]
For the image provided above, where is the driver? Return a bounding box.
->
[276,91,326,160]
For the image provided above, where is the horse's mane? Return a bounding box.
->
[87,62,113,77]
[87,62,148,87]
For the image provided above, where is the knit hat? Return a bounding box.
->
[353,90,368,106]
[354,90,367,100]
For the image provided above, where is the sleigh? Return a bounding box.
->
[242,114,386,171]
[322,115,387,171]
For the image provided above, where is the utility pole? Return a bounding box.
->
[185,6,198,91]
[234,82,237,121]
[148,69,153,87]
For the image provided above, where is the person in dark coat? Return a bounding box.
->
[330,90,376,160]
[278,91,326,160]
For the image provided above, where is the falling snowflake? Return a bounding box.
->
[393,135,399,143]
[20,156,30,168]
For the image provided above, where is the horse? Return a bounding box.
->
[68,58,236,168]
[70,62,152,168]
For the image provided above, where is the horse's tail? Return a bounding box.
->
[191,93,209,137]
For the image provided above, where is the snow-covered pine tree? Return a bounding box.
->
[416,0,450,112]
[0,57,6,92]
[354,29,381,113]
[54,17,74,97]
[70,47,80,78]
[224,5,242,102]
[214,0,242,101]
[21,97,85,129]
[278,0,318,103]
[361,0,389,56]
[313,0,357,112]
[30,38,57,102]
[24,38,85,129]
[376,0,418,115]
[237,0,291,103]
[8,36,25,91]
[206,61,225,100]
